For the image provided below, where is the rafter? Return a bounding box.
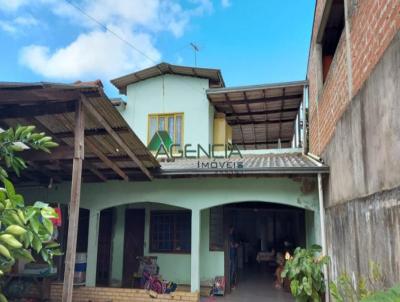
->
[82,99,152,180]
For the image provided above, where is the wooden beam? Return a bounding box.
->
[212,94,302,106]
[62,99,85,302]
[243,92,257,148]
[86,139,129,181]
[82,100,153,180]
[225,107,299,118]
[23,145,74,161]
[0,101,76,118]
[237,139,291,146]
[0,90,79,104]
[229,118,296,126]
[225,93,246,150]
[83,161,107,182]
[27,162,63,183]
[56,127,130,139]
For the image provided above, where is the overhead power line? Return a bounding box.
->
[64,0,159,64]
[63,0,209,96]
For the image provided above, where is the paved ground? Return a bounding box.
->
[201,269,294,302]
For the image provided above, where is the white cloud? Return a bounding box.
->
[0,21,18,34]
[0,0,28,12]
[17,0,214,80]
[20,28,161,79]
[0,15,39,35]
[221,0,231,8]
[14,15,39,26]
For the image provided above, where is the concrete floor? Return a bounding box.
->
[201,269,294,302]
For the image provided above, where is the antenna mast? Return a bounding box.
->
[190,42,200,66]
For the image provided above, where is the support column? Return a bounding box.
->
[85,209,100,287]
[62,99,85,302]
[190,209,201,293]
[111,206,126,286]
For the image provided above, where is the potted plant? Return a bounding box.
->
[281,245,329,302]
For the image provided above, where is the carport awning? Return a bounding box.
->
[207,81,307,149]
[0,81,159,184]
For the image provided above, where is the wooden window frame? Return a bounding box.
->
[147,112,184,145]
[149,210,191,254]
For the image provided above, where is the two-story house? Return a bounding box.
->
[11,63,328,302]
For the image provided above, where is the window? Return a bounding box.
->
[150,211,191,253]
[320,0,345,83]
[148,113,183,146]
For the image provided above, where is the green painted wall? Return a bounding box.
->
[122,74,213,147]
[22,177,319,212]
[199,209,224,283]
[19,176,319,286]
[108,204,224,285]
[110,206,126,286]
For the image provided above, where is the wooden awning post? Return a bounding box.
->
[62,98,85,302]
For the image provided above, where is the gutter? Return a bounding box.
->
[318,173,330,302]
[156,166,330,177]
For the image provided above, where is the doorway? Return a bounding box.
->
[96,208,113,285]
[122,209,145,288]
[222,202,305,300]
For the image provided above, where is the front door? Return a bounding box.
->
[122,209,145,288]
[96,208,113,285]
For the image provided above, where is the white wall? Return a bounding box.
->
[122,74,213,147]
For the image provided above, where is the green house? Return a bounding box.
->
[9,64,328,302]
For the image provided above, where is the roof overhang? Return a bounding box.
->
[111,62,225,94]
[207,81,308,150]
[156,151,329,178]
[0,81,159,185]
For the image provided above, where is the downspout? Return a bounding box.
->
[318,173,329,302]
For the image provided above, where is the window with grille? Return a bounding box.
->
[148,113,184,146]
[150,211,191,253]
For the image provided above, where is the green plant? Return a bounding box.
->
[0,125,60,301]
[362,284,400,302]
[330,262,398,302]
[282,245,330,302]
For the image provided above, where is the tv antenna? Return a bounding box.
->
[190,42,200,66]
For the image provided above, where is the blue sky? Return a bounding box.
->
[0,0,315,96]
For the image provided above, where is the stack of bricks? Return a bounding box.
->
[307,0,400,156]
[49,284,200,302]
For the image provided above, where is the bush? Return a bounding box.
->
[281,245,329,302]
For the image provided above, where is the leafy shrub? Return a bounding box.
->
[0,125,60,301]
[281,244,329,302]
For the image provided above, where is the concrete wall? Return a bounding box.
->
[322,33,400,284]
[322,33,400,207]
[308,0,400,155]
[121,74,213,147]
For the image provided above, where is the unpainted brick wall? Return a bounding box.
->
[308,0,400,155]
[49,284,200,302]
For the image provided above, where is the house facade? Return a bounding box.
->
[307,0,400,285]
[11,63,328,301]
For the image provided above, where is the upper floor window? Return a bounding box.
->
[148,113,183,146]
[320,0,345,83]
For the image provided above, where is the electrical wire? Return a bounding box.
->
[63,0,213,96]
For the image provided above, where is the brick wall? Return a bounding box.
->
[49,284,200,302]
[308,0,400,155]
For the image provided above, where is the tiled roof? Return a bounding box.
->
[157,152,329,176]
